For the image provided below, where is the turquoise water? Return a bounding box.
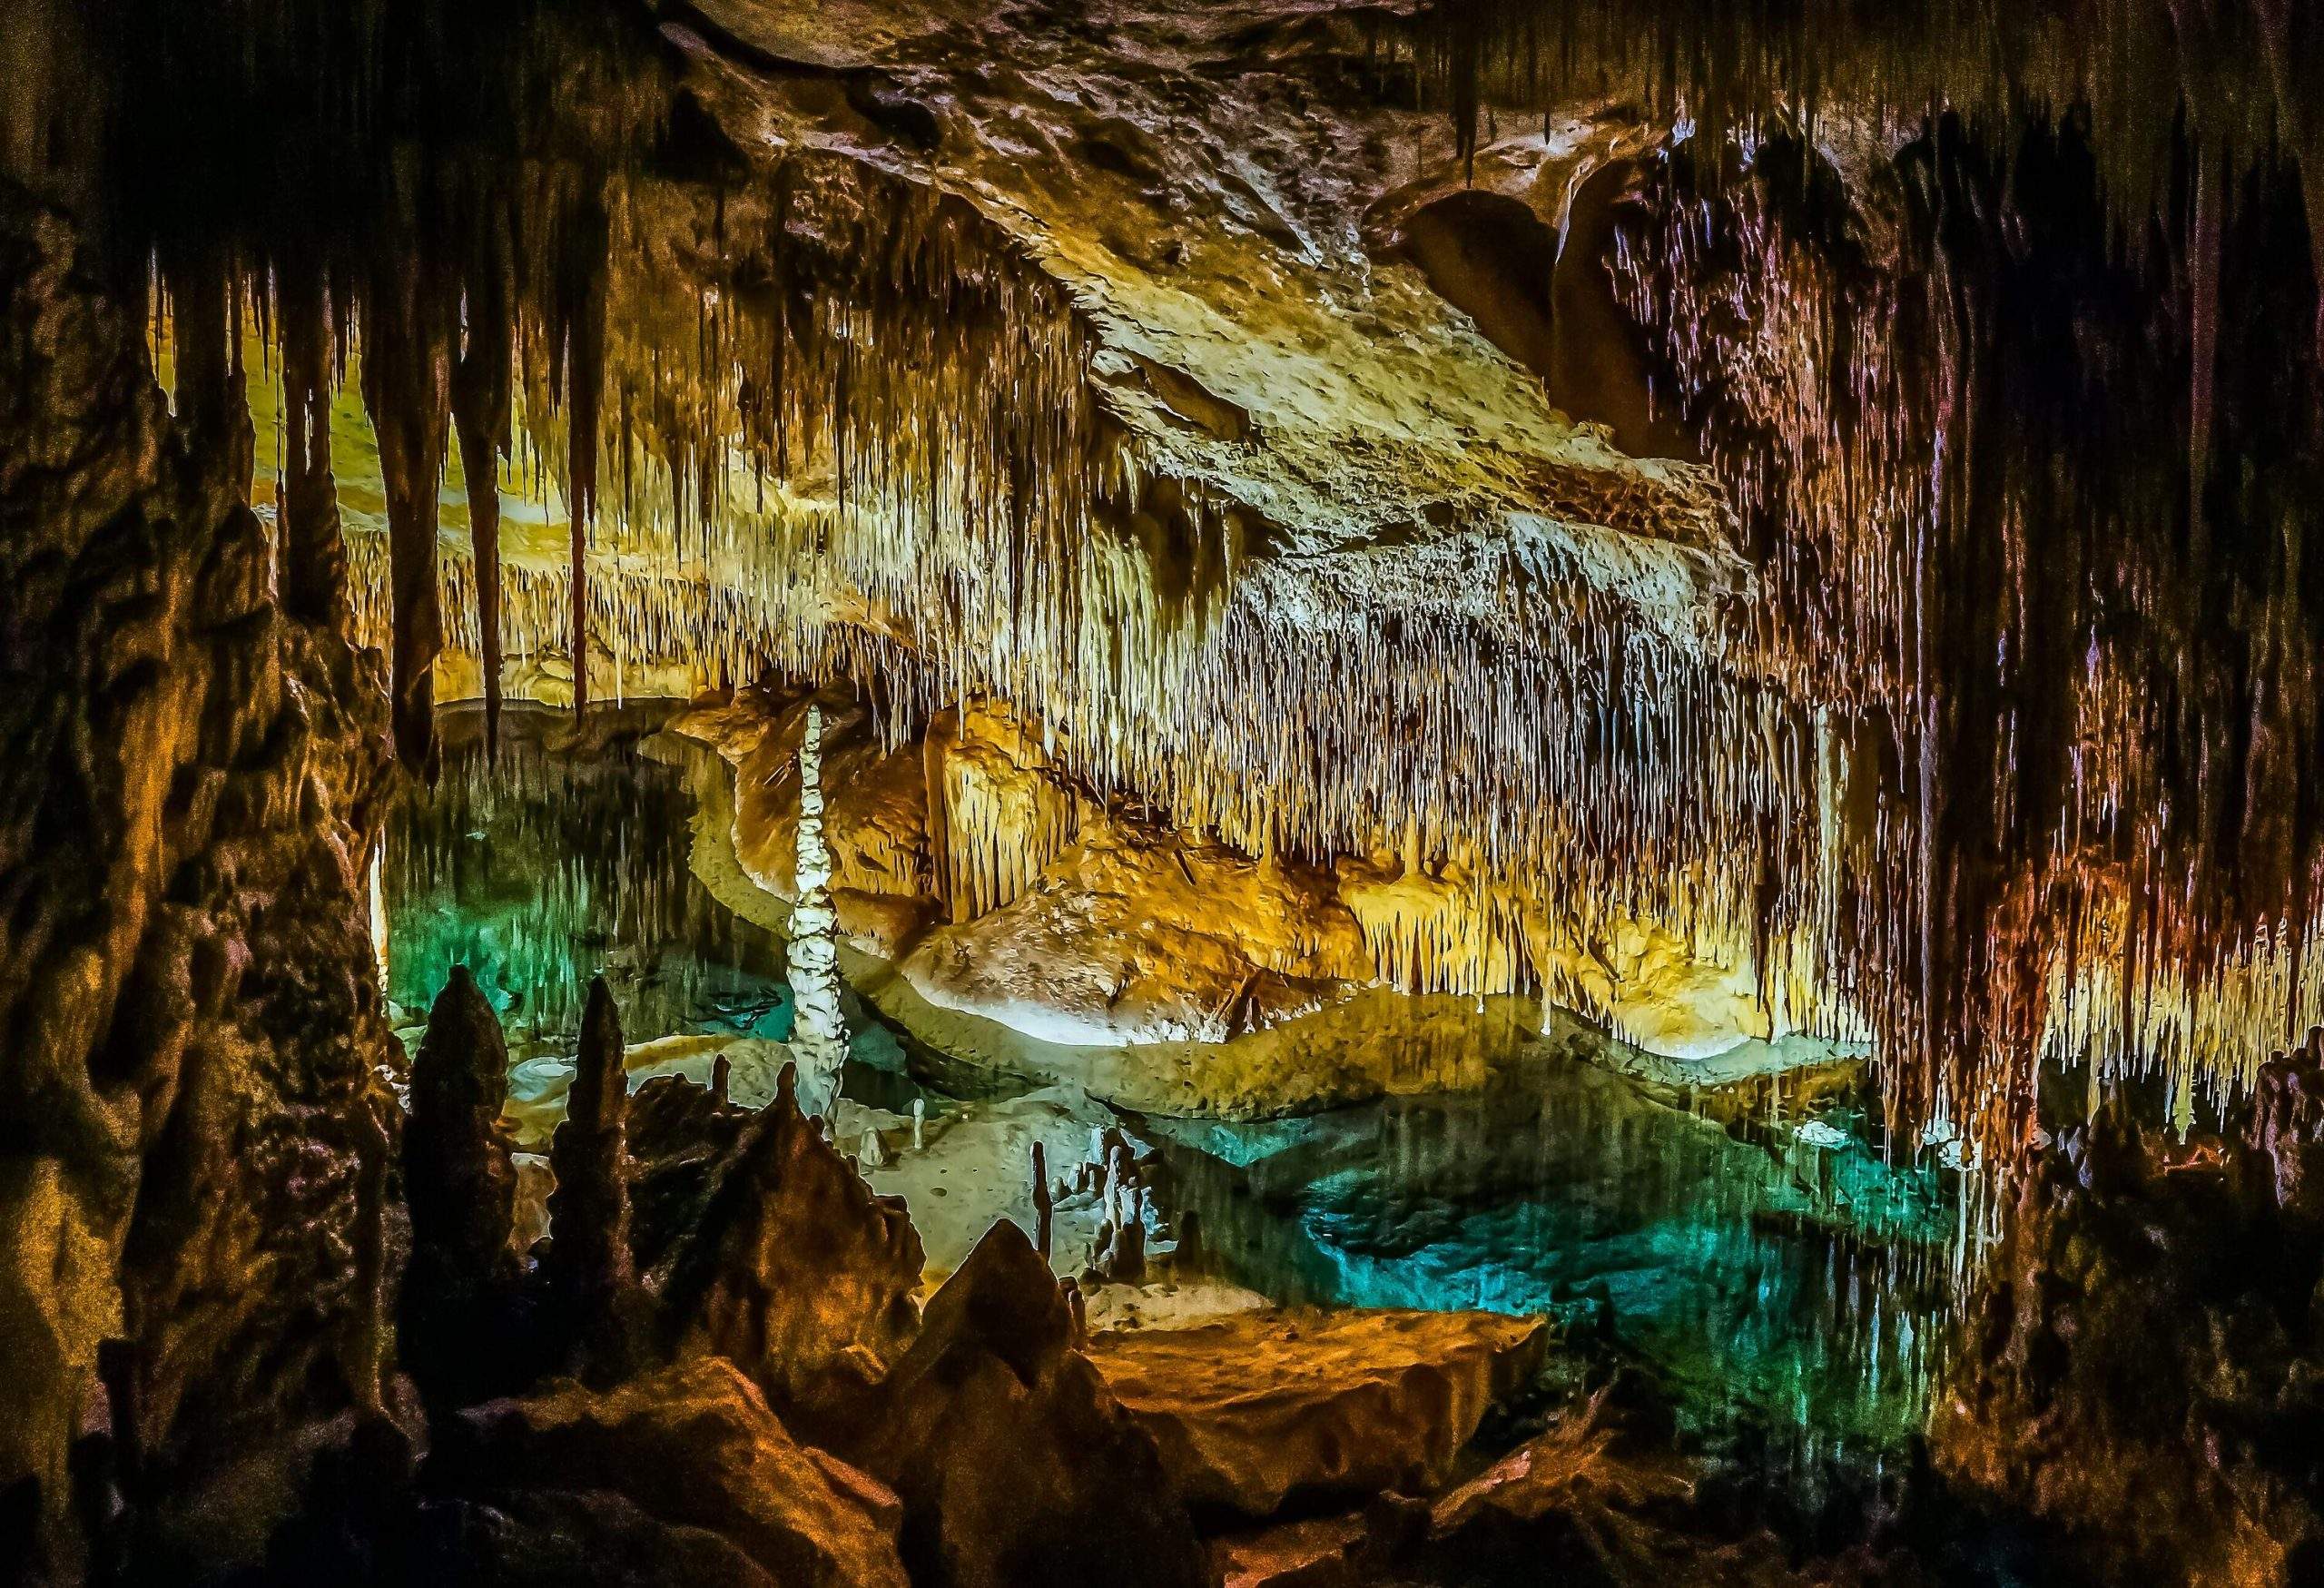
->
[381,707,911,1099]
[1157,1051,1957,1481]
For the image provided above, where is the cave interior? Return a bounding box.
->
[6,0,2324,1584]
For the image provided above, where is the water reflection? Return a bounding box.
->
[386,707,1955,1490]
[383,705,793,1049]
[1158,1045,1956,1481]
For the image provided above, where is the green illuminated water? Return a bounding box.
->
[1159,1050,1956,1484]
[384,713,1954,1484]
[383,707,795,1048]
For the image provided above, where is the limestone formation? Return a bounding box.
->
[1,185,396,1580]
[655,1068,924,1433]
[786,704,849,1118]
[1085,1309,1551,1518]
[839,1220,1208,1588]
[426,1358,910,1588]
[543,978,638,1376]
[399,967,524,1410]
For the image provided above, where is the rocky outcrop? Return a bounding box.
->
[0,188,397,1579]
[655,1069,924,1432]
[426,1358,909,1588]
[1086,1308,1551,1518]
[841,1219,1209,1588]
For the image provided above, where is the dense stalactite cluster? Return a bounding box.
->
[1601,115,2324,1159]
[84,0,2324,1162]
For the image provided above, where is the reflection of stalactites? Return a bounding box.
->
[279,259,347,628]
[362,206,454,781]
[454,211,516,759]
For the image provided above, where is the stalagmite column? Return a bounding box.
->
[786,704,848,1117]
[399,966,520,1409]
[545,976,635,1373]
[277,261,347,628]
[1032,1140,1053,1259]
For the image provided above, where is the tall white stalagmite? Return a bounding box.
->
[787,703,848,1117]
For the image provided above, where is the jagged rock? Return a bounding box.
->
[425,1358,908,1588]
[622,1073,753,1275]
[1,189,396,1579]
[655,1068,922,1431]
[399,967,523,1410]
[1084,1308,1550,1518]
[541,979,640,1376]
[841,1219,1208,1588]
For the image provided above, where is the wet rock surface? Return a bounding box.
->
[427,1358,910,1588]
[839,1219,1211,1588]
[1086,1308,1551,1518]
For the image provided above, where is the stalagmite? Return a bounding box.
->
[910,1097,926,1151]
[545,976,636,1374]
[399,966,522,1409]
[785,704,848,1117]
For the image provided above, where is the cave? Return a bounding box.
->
[5,0,2324,1584]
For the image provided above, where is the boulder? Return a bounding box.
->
[1085,1307,1550,1518]
[842,1219,1208,1588]
[426,1357,907,1588]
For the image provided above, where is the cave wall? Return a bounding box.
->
[1,184,398,1581]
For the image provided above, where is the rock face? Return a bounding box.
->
[841,1220,1209,1588]
[0,190,396,1578]
[1931,1051,2324,1586]
[655,1069,924,1432]
[682,683,1826,1120]
[426,1358,909,1588]
[1085,1308,1551,1518]
[400,966,524,1411]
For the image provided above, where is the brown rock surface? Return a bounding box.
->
[427,1358,908,1588]
[842,1219,1209,1588]
[399,966,525,1411]
[1930,1061,2324,1587]
[655,1068,924,1431]
[1087,1307,1551,1517]
[1,189,397,1578]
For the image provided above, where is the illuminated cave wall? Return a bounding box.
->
[118,0,2324,1160]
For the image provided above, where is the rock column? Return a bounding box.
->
[400,966,521,1410]
[545,977,637,1376]
[787,704,848,1116]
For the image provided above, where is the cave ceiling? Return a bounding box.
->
[15,0,2324,1158]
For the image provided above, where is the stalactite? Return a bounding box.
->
[563,194,609,725]
[452,211,515,756]
[275,258,347,627]
[360,206,454,781]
